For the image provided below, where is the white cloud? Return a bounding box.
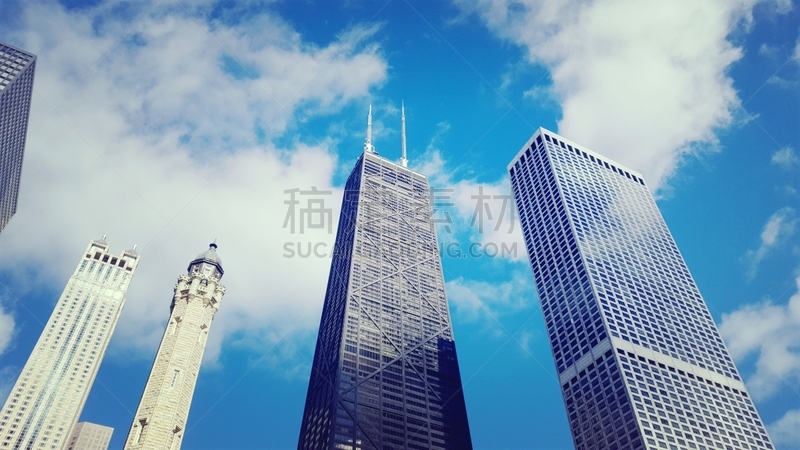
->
[0,305,14,356]
[766,75,800,89]
[758,43,780,57]
[719,274,800,401]
[445,270,543,358]
[771,147,800,168]
[522,84,558,108]
[765,34,800,89]
[0,0,387,365]
[745,207,797,278]
[768,408,800,449]
[794,39,800,61]
[775,0,794,15]
[457,0,761,190]
[446,271,533,323]
[413,127,527,263]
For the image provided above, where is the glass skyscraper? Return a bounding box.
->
[0,238,139,450]
[0,41,36,234]
[298,120,471,449]
[509,128,773,450]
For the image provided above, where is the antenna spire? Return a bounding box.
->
[400,101,408,167]
[364,105,375,154]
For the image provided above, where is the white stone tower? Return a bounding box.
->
[0,237,139,450]
[123,243,225,450]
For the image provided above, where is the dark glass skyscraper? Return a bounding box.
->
[509,128,774,450]
[0,41,36,234]
[298,112,471,450]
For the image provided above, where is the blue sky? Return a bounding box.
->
[0,0,798,449]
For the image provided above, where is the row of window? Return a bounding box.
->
[509,129,772,449]
[546,136,739,379]
[511,139,607,372]
[620,350,772,450]
[300,154,470,448]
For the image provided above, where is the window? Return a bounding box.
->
[170,370,180,388]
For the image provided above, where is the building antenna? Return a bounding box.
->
[400,101,408,167]
[364,105,375,153]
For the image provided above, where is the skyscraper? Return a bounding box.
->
[509,128,774,450]
[298,108,471,450]
[0,238,139,450]
[65,422,113,450]
[124,243,225,450]
[0,41,36,234]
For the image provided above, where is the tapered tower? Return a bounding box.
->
[298,108,472,449]
[124,243,225,450]
[0,237,138,450]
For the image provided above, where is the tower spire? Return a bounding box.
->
[400,101,408,167]
[364,105,375,154]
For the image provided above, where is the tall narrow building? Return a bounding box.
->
[298,108,472,450]
[0,42,36,234]
[124,243,225,450]
[509,128,774,450]
[0,238,139,450]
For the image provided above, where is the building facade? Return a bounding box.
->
[124,243,225,450]
[508,128,774,450]
[0,238,139,450]
[298,115,471,450]
[0,41,36,234]
[65,422,113,450]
